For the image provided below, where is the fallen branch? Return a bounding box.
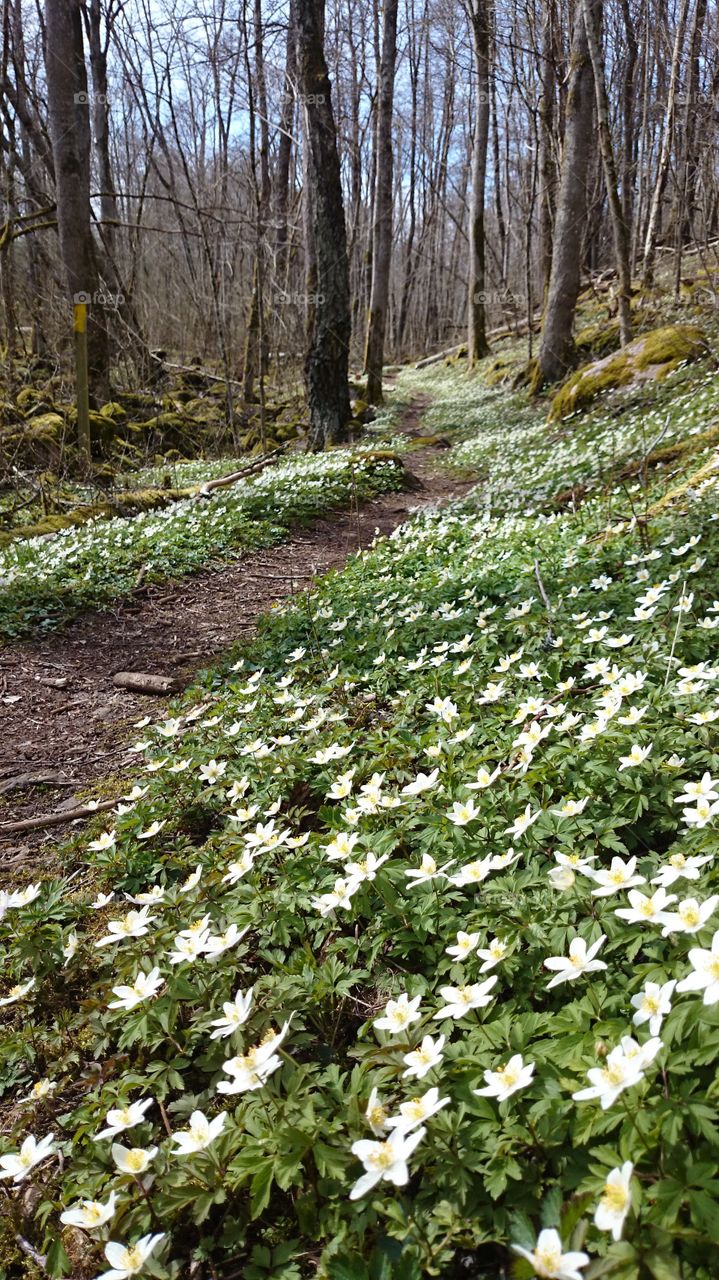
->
[0,771,76,796]
[0,798,116,836]
[192,447,286,497]
[112,671,181,695]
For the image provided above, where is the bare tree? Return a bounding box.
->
[45,0,110,404]
[364,0,398,404]
[296,0,351,447]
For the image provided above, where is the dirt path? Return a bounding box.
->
[0,397,474,863]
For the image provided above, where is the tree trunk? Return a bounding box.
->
[535,0,596,387]
[641,0,692,282]
[582,0,632,345]
[45,0,109,406]
[296,0,352,449]
[466,0,491,365]
[364,0,398,404]
[538,0,558,301]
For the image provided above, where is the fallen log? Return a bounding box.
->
[0,797,116,835]
[112,671,180,695]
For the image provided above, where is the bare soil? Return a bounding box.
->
[0,398,475,866]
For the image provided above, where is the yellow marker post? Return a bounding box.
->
[74,300,91,468]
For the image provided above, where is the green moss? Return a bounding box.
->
[549,353,633,421]
[548,325,709,422]
[0,487,188,548]
[575,318,621,359]
[633,324,708,369]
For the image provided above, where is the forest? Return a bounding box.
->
[1,0,719,1277]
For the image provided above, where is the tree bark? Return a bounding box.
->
[364,0,398,404]
[641,0,691,282]
[466,0,491,365]
[536,0,596,387]
[295,0,352,449]
[45,0,109,406]
[582,0,632,345]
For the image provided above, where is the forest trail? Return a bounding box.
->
[0,397,475,862]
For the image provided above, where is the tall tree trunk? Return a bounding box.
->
[45,0,109,406]
[85,0,118,259]
[364,0,398,404]
[641,0,691,282]
[296,0,351,448]
[536,0,595,387]
[466,0,491,364]
[538,0,558,302]
[582,0,632,345]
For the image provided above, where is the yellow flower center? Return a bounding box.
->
[125,1149,146,1172]
[602,1182,628,1212]
[643,995,659,1014]
[370,1144,395,1170]
[498,1064,519,1088]
[368,1105,386,1128]
[681,906,700,926]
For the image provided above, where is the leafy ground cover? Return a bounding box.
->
[0,450,405,641]
[401,350,719,516]
[2,359,719,1280]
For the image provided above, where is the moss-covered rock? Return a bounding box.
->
[548,324,710,421]
[575,318,621,360]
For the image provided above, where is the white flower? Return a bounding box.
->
[474,1053,535,1102]
[170,1110,227,1154]
[676,930,719,1004]
[543,935,607,988]
[651,852,712,887]
[204,924,248,957]
[447,798,480,826]
[209,987,254,1039]
[552,797,589,818]
[450,857,492,887]
[402,1034,445,1080]
[404,854,452,886]
[108,967,164,1011]
[512,1227,589,1280]
[590,856,645,897]
[88,831,116,851]
[674,772,719,805]
[661,895,719,935]
[401,770,439,796]
[62,932,79,965]
[349,1126,426,1200]
[111,1143,157,1174]
[365,1087,390,1136]
[386,1086,449,1133]
[548,867,575,891]
[572,1038,662,1108]
[682,797,719,829]
[466,765,500,791]
[477,938,507,971]
[7,883,42,909]
[95,907,156,948]
[60,1190,117,1230]
[446,931,480,960]
[0,978,35,1007]
[137,820,166,840]
[24,1078,56,1102]
[374,993,422,1034]
[594,1161,634,1241]
[615,887,676,927]
[505,804,541,839]
[630,980,676,1036]
[94,1098,154,1141]
[433,977,497,1020]
[0,1133,56,1182]
[198,759,227,785]
[217,1023,290,1095]
[97,1234,165,1280]
[618,743,652,770]
[90,891,115,909]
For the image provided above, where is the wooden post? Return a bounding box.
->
[74,299,91,467]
